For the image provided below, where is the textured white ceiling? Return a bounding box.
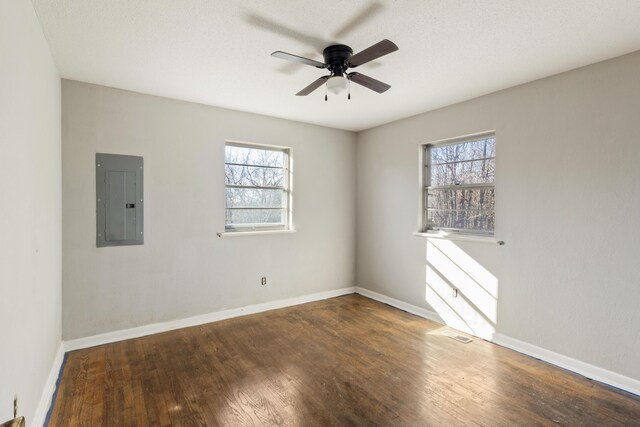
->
[32,0,640,131]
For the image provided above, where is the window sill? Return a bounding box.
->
[413,231,503,245]
[217,229,297,238]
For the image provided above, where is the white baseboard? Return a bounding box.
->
[59,286,639,401]
[354,287,442,323]
[64,287,356,352]
[32,342,64,427]
[492,333,640,397]
[354,286,640,397]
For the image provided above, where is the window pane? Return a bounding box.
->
[226,188,285,209]
[224,143,291,231]
[428,209,495,232]
[226,209,285,226]
[431,137,495,164]
[225,145,285,167]
[427,188,495,211]
[430,158,495,186]
[225,164,285,187]
[426,135,495,234]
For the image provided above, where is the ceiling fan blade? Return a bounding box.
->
[245,13,328,51]
[296,76,331,96]
[333,2,384,39]
[348,39,398,67]
[271,51,326,68]
[348,72,391,93]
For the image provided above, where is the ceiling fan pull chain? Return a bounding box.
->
[348,79,351,100]
[325,83,328,101]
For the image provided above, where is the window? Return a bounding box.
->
[224,142,291,231]
[423,134,495,235]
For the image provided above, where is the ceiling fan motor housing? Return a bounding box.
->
[323,44,353,77]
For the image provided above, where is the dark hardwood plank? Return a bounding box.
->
[48,295,640,426]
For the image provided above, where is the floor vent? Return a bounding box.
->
[441,330,473,344]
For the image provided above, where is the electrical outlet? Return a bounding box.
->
[261,277,267,286]
[452,288,458,298]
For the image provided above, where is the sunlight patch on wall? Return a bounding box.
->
[429,239,498,298]
[425,284,473,334]
[425,239,498,340]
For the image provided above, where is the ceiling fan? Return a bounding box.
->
[271,39,398,100]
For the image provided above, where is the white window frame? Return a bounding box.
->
[224,140,293,233]
[420,132,495,236]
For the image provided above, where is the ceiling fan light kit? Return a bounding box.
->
[327,75,348,95]
[271,39,398,100]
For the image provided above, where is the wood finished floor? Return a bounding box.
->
[49,295,640,426]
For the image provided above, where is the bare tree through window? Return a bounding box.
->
[424,135,495,234]
[224,143,290,230]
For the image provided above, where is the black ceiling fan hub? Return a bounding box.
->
[322,44,353,76]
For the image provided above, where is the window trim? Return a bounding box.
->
[419,131,496,237]
[224,140,293,233]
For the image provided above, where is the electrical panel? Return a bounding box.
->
[96,153,144,247]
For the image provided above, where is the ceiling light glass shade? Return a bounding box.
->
[327,75,348,95]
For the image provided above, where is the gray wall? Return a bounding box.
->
[0,0,62,423]
[62,80,356,340]
[356,51,640,381]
